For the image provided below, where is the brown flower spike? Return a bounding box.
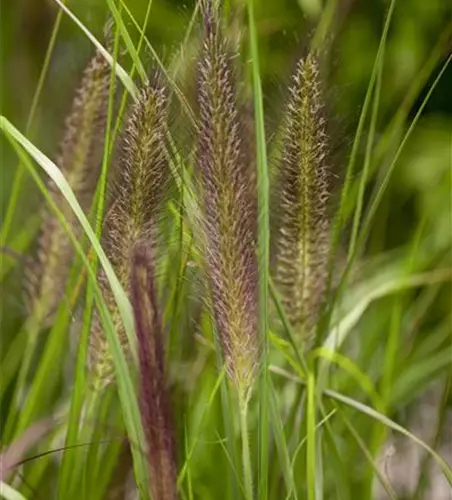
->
[90,78,170,386]
[26,47,111,324]
[274,55,331,337]
[130,244,177,500]
[196,0,259,398]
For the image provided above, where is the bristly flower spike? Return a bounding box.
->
[90,76,170,387]
[196,0,259,400]
[274,54,331,338]
[25,46,112,324]
[130,244,177,500]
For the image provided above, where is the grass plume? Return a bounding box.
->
[130,243,178,500]
[25,45,112,324]
[196,0,259,399]
[90,76,170,386]
[273,54,331,338]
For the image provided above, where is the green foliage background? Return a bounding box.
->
[0,0,451,499]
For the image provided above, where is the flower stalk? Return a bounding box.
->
[130,244,178,500]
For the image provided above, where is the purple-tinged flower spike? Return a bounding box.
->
[90,77,170,387]
[130,244,178,500]
[25,46,111,324]
[196,0,259,399]
[274,55,331,338]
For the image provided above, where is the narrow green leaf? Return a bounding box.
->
[247,1,270,497]
[306,369,316,500]
[271,366,452,485]
[334,0,396,251]
[348,46,384,258]
[268,378,298,500]
[325,389,452,485]
[0,117,137,359]
[52,0,137,99]
[339,410,397,499]
[359,52,452,242]
[105,0,148,83]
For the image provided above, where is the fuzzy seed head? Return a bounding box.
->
[90,78,170,387]
[25,48,112,323]
[106,81,168,276]
[197,0,259,398]
[274,55,331,337]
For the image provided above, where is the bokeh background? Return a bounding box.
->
[1,0,451,498]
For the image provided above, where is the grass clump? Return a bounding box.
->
[1,0,451,499]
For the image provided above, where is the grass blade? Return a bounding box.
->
[306,369,316,500]
[333,0,396,260]
[52,0,137,99]
[105,0,148,83]
[359,52,452,243]
[339,409,397,499]
[0,117,137,357]
[325,389,452,485]
[272,366,452,486]
[348,47,383,259]
[247,1,270,496]
[322,268,451,359]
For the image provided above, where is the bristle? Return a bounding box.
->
[241,99,258,198]
[130,244,177,500]
[196,0,259,398]
[273,55,330,337]
[89,77,170,386]
[25,47,112,324]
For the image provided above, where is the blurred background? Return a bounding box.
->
[1,0,451,498]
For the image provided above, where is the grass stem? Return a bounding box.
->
[239,396,254,500]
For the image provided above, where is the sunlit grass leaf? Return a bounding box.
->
[0,117,136,357]
[0,483,28,500]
